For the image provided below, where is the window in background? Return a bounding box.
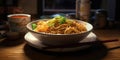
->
[42,0,102,15]
[44,0,75,9]
[43,0,76,15]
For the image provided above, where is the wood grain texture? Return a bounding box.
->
[0,29,120,60]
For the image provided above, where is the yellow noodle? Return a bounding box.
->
[34,19,87,34]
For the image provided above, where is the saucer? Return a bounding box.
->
[24,32,97,52]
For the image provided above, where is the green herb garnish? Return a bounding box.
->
[32,23,37,30]
[47,16,66,27]
[54,16,66,24]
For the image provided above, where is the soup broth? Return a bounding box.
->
[10,15,28,18]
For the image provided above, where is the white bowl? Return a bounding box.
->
[26,19,93,46]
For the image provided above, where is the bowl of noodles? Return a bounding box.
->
[26,16,93,46]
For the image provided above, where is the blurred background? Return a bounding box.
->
[0,0,120,29]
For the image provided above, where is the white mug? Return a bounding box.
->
[8,14,31,33]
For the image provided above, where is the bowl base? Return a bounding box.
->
[24,32,97,52]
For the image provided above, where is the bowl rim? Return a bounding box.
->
[26,19,93,36]
[8,14,31,17]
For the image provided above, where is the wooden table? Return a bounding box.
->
[0,29,120,60]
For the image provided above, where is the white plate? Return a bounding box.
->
[24,32,97,52]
